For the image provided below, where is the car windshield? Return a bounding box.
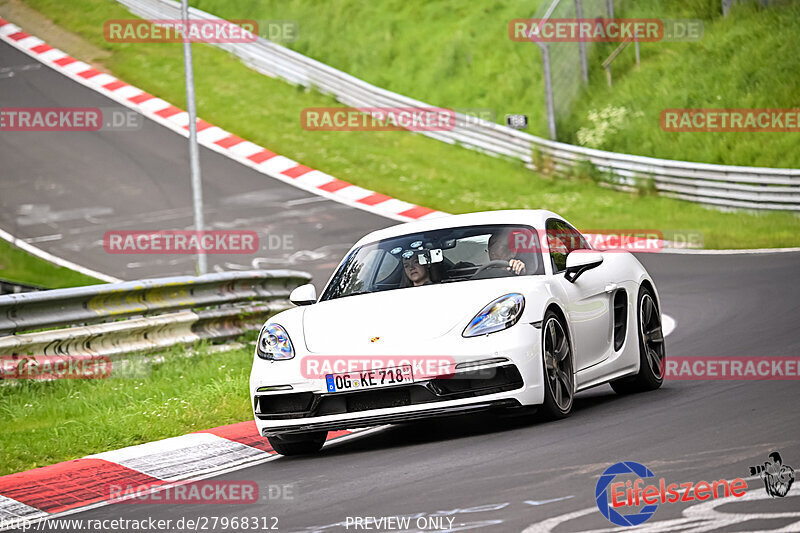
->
[320,224,544,301]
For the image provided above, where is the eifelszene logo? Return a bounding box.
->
[749,452,795,498]
[596,462,659,527]
[595,461,748,527]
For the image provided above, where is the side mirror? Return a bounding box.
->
[289,284,317,306]
[564,252,603,283]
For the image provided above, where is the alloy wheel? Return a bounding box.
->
[543,317,574,411]
[639,294,665,379]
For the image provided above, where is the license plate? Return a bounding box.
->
[325,365,413,393]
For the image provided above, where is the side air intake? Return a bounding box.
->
[613,290,628,351]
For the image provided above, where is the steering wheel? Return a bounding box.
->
[472,260,513,277]
[446,262,478,278]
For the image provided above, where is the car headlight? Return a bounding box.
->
[462,294,525,338]
[256,324,294,360]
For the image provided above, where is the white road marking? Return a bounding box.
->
[285,196,330,207]
[524,496,574,506]
[521,487,800,533]
[0,226,120,283]
[23,233,62,243]
[659,247,800,255]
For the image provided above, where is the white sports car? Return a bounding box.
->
[250,210,666,455]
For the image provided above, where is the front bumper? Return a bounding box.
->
[261,399,522,436]
[250,324,544,436]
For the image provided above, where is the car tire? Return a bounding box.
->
[267,431,327,456]
[539,310,575,420]
[611,286,665,394]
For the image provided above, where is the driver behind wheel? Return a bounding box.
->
[488,231,527,275]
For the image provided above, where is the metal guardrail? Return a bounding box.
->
[0,303,287,359]
[0,278,43,296]
[115,0,800,211]
[0,270,309,335]
[0,271,310,358]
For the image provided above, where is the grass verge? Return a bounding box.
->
[0,342,253,476]
[4,0,800,248]
[188,0,800,168]
[0,238,102,289]
[561,2,800,167]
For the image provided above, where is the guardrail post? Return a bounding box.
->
[538,42,557,140]
[575,0,589,84]
[722,0,734,16]
[181,0,207,275]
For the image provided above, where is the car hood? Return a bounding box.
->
[302,277,541,353]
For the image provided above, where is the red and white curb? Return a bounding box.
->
[0,421,378,529]
[0,17,447,225]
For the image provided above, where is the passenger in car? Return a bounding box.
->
[401,255,434,287]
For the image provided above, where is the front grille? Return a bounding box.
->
[346,387,410,412]
[429,365,523,397]
[315,385,438,416]
[255,392,314,415]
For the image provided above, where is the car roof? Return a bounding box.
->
[354,209,566,247]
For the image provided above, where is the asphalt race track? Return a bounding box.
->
[0,40,393,288]
[2,38,800,533]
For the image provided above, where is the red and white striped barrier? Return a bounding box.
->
[0,17,447,224]
[0,421,362,525]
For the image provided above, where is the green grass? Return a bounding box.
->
[0,238,101,288]
[186,0,800,168]
[0,343,254,476]
[12,0,800,249]
[561,2,800,167]
[199,0,550,138]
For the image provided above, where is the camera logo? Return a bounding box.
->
[749,452,795,498]
[595,461,658,527]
